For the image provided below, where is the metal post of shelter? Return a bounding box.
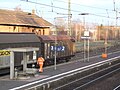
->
[10,51,14,79]
[23,52,27,73]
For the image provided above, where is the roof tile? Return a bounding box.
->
[0,9,52,27]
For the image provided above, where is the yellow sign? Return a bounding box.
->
[0,50,10,57]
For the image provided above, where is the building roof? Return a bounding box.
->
[38,35,75,42]
[0,32,40,44]
[0,9,52,28]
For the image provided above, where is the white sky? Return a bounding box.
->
[0,0,120,25]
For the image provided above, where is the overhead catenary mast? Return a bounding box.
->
[67,0,72,36]
[113,0,119,39]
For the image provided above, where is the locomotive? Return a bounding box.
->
[0,32,75,75]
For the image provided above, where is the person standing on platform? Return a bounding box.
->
[37,55,45,73]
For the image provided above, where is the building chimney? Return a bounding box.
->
[32,9,35,14]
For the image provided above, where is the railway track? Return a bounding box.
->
[114,85,120,90]
[53,58,120,90]
[86,70,120,90]
[21,55,120,90]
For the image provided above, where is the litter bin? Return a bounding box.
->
[102,53,107,58]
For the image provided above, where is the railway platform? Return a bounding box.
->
[0,51,120,90]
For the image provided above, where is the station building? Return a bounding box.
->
[0,9,53,35]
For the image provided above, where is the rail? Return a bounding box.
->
[73,62,120,90]
[113,85,120,90]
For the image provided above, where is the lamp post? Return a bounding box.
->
[53,16,67,70]
[54,16,66,70]
[53,17,57,70]
[79,13,90,62]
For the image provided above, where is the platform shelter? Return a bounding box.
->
[9,47,39,79]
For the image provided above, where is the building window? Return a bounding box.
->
[38,30,41,35]
[13,26,16,31]
[32,29,35,33]
[43,29,45,35]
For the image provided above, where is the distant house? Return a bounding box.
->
[0,9,53,35]
[97,25,120,40]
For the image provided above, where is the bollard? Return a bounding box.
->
[14,68,18,79]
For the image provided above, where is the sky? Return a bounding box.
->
[0,0,120,25]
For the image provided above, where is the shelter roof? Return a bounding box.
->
[8,47,39,52]
[38,35,73,42]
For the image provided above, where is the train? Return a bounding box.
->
[0,32,76,75]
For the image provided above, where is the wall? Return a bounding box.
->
[0,25,50,35]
